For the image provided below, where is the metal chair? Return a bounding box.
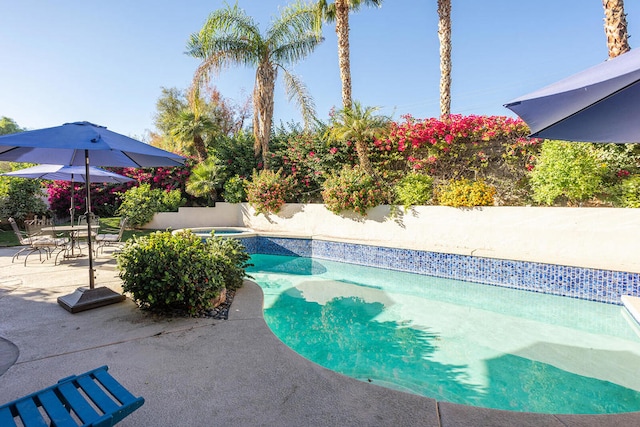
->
[8,218,69,265]
[75,213,100,251]
[95,217,128,256]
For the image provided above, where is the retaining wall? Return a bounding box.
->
[148,203,640,273]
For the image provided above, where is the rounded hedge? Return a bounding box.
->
[116,230,250,316]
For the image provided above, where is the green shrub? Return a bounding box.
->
[619,175,640,208]
[394,172,434,210]
[207,236,252,291]
[529,141,604,205]
[437,178,496,207]
[117,230,250,316]
[223,175,247,203]
[0,178,48,222]
[322,165,390,215]
[246,169,293,215]
[116,183,185,227]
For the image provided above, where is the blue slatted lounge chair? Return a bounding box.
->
[0,365,144,427]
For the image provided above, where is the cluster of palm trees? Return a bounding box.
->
[168,0,630,179]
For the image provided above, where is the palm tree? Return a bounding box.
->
[437,0,452,117]
[187,2,323,168]
[170,109,217,162]
[327,101,390,176]
[314,0,384,109]
[185,158,224,205]
[602,0,631,59]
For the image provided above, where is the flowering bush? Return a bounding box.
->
[269,124,358,202]
[384,114,540,205]
[246,169,294,215]
[436,179,496,207]
[322,165,391,215]
[46,163,192,218]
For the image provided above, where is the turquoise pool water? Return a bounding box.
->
[248,254,640,414]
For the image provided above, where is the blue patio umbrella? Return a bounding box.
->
[2,164,135,225]
[0,121,185,312]
[504,48,640,143]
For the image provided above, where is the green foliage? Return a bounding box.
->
[246,169,294,215]
[437,178,496,207]
[223,176,247,203]
[395,172,434,210]
[206,236,252,291]
[322,165,391,215]
[185,158,223,205]
[116,184,185,227]
[0,178,48,222]
[210,131,258,180]
[529,141,604,206]
[0,117,23,135]
[117,231,231,316]
[619,175,640,208]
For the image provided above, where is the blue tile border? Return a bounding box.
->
[238,236,640,305]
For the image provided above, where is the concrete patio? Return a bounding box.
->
[0,246,639,426]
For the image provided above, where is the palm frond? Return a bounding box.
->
[271,33,324,65]
[282,70,317,130]
[267,2,321,56]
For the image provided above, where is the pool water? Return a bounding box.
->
[247,254,640,414]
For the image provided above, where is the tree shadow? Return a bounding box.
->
[263,283,482,402]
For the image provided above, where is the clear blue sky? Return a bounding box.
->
[1,0,638,140]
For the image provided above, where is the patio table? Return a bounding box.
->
[42,225,99,258]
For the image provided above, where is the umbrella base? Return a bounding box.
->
[57,286,126,313]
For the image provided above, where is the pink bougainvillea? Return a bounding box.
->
[46,162,194,218]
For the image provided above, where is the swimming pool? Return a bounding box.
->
[173,227,255,239]
[248,254,640,414]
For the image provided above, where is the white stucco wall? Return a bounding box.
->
[150,203,640,273]
[143,204,242,230]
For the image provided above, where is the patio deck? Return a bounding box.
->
[0,247,638,426]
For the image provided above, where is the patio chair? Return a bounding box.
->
[0,365,144,427]
[75,213,100,249]
[95,217,128,256]
[8,218,69,266]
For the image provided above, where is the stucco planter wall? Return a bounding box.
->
[150,203,640,273]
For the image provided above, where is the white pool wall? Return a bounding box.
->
[146,203,640,274]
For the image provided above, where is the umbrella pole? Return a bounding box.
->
[70,181,75,227]
[84,151,96,289]
[57,150,125,313]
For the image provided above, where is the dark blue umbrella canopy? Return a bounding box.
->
[0,121,184,297]
[505,48,640,143]
[0,121,184,167]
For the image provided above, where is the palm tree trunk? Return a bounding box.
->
[438,0,452,118]
[192,134,207,162]
[602,0,631,59]
[335,0,352,109]
[355,140,375,176]
[253,63,277,169]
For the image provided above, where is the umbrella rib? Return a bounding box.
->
[530,77,640,138]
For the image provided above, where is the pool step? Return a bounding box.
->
[621,295,640,327]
